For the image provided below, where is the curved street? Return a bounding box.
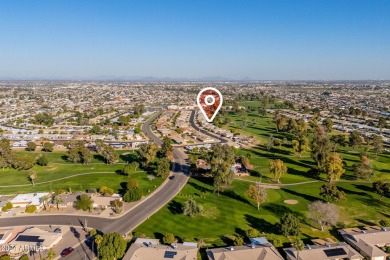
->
[0,112,190,259]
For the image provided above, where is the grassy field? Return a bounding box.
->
[135,178,389,246]
[0,150,163,195]
[225,104,390,184]
[134,101,389,258]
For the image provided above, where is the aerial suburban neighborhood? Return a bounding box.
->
[0,80,389,260]
[1,0,390,259]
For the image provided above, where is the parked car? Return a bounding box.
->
[54,228,62,233]
[61,247,74,257]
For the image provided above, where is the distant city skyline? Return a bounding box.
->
[1,0,390,80]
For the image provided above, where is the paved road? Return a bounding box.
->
[0,112,190,260]
[189,110,228,143]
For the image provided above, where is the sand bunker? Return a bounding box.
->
[284,199,299,205]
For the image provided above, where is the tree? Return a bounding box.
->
[292,137,309,157]
[156,157,170,179]
[246,228,259,238]
[330,134,347,151]
[110,199,124,214]
[67,148,80,163]
[98,232,127,260]
[378,116,388,131]
[372,181,390,201]
[28,171,37,186]
[353,156,375,181]
[307,201,339,231]
[273,113,287,132]
[79,147,92,164]
[241,156,253,170]
[160,137,173,160]
[163,233,175,244]
[208,144,235,194]
[95,234,103,259]
[292,237,304,260]
[278,213,301,237]
[182,198,203,217]
[319,183,346,202]
[42,142,54,152]
[311,126,332,173]
[40,195,49,211]
[26,142,37,151]
[324,153,345,182]
[47,248,56,260]
[372,134,383,155]
[247,183,267,210]
[266,135,274,152]
[99,186,114,196]
[269,159,287,183]
[19,255,29,260]
[349,130,363,150]
[12,155,36,170]
[53,195,63,210]
[123,161,139,175]
[101,145,119,164]
[233,236,244,246]
[76,194,94,211]
[323,118,333,133]
[139,142,159,167]
[36,154,49,166]
[123,178,142,202]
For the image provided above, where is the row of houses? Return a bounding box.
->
[123,226,390,260]
[0,192,122,210]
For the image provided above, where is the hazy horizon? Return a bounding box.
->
[1,0,390,80]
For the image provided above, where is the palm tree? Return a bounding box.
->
[292,237,304,260]
[28,171,37,186]
[40,195,49,211]
[95,234,103,259]
[53,195,63,210]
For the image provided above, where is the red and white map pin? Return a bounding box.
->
[197,87,223,122]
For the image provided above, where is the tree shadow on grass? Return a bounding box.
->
[187,181,213,193]
[244,214,278,234]
[168,200,183,215]
[356,218,377,226]
[61,155,68,162]
[234,228,247,240]
[192,177,214,187]
[337,186,368,196]
[352,184,373,193]
[93,154,106,163]
[281,188,320,203]
[222,190,252,206]
[120,153,137,163]
[380,211,390,219]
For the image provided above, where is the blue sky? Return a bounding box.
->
[1,0,389,80]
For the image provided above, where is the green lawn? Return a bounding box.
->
[223,107,390,184]
[0,150,163,195]
[135,177,390,247]
[134,102,389,258]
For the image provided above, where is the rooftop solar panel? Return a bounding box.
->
[324,248,347,257]
[15,235,44,243]
[164,251,177,258]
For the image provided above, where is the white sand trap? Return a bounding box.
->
[284,199,299,205]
